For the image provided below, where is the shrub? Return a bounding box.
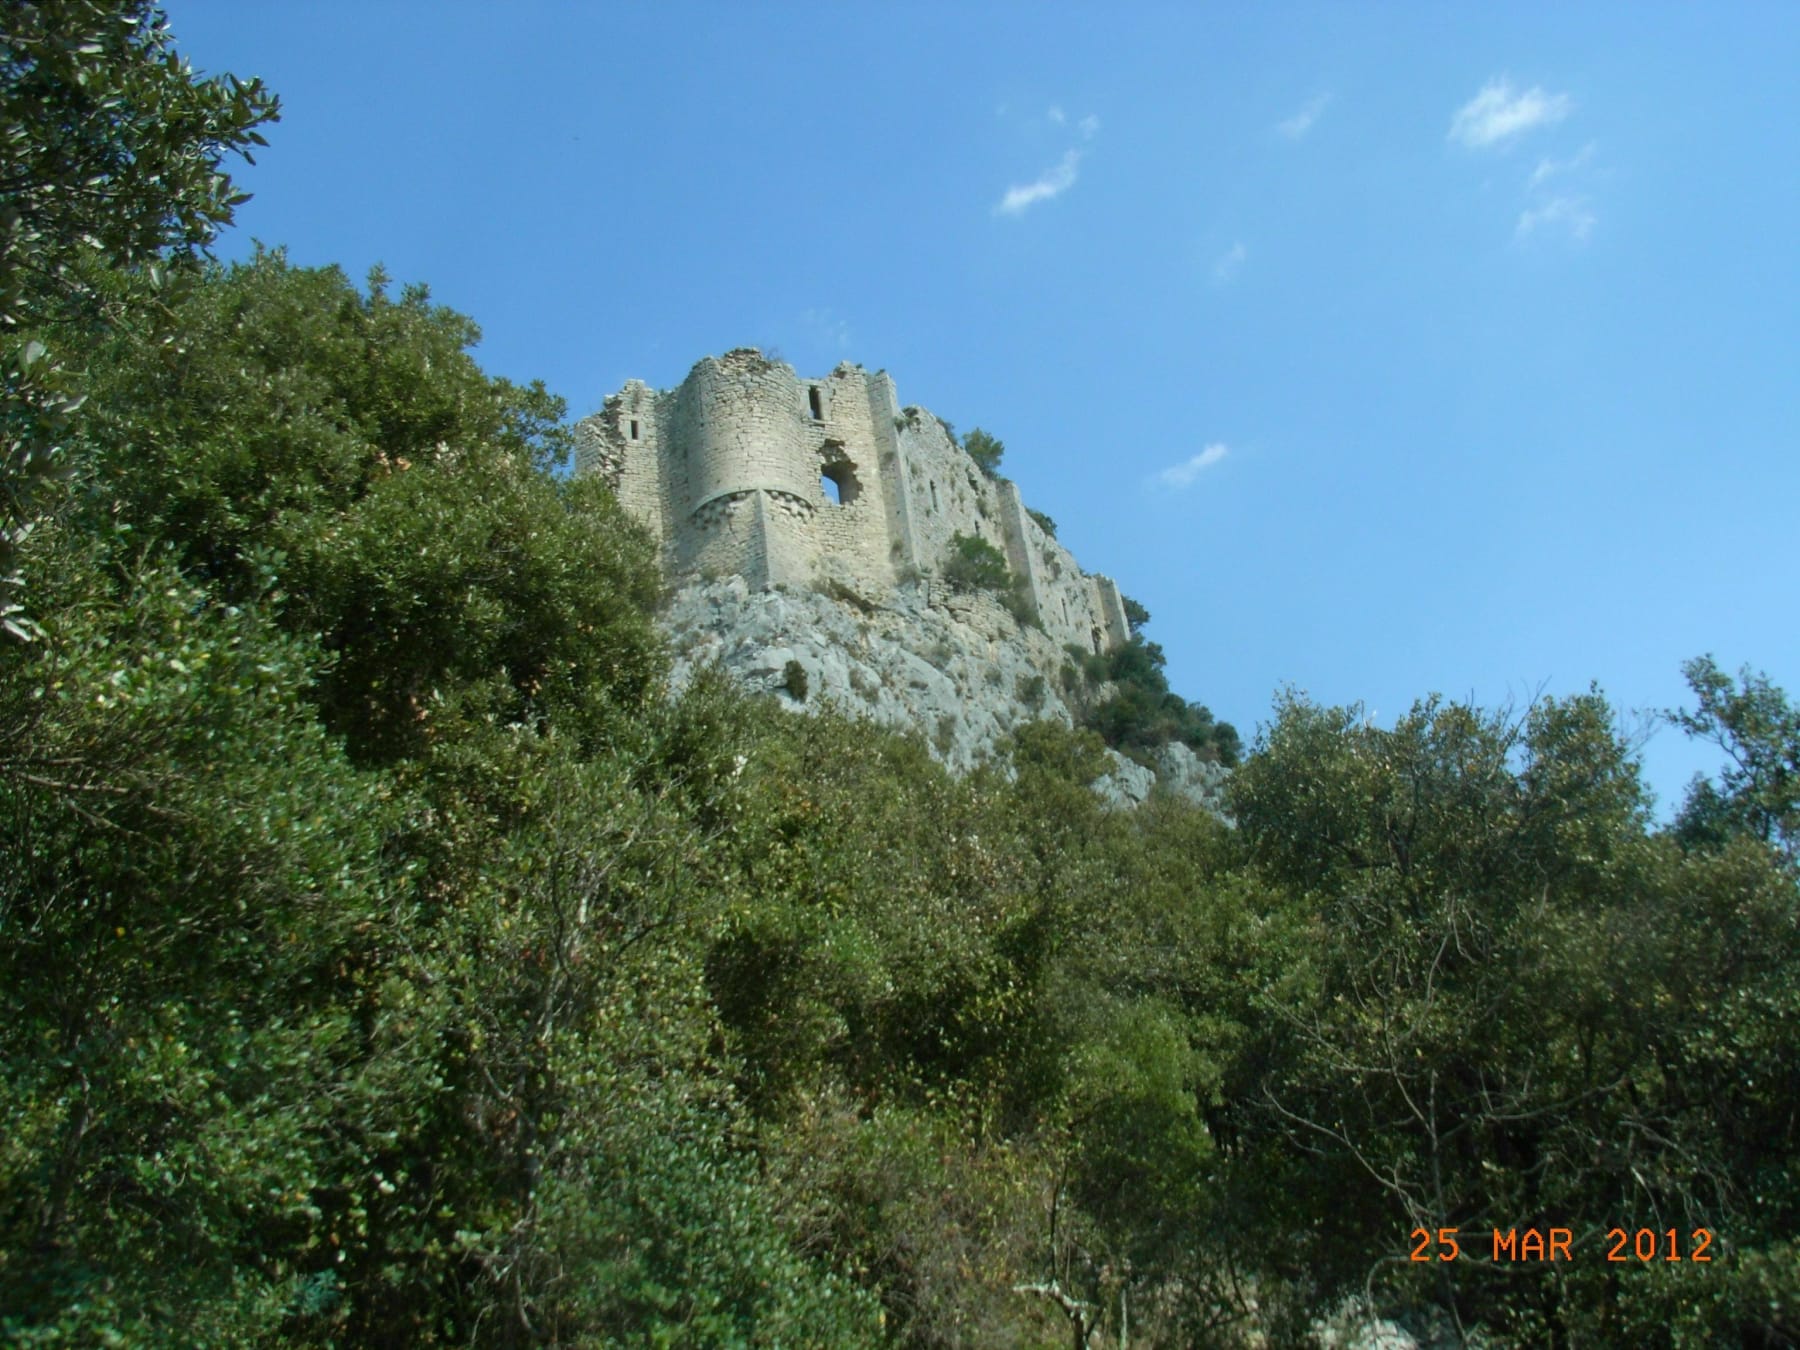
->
[944,532,1012,594]
[783,658,809,702]
[1018,673,1048,711]
[933,714,957,756]
[1083,637,1240,765]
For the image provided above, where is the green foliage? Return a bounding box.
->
[963,426,1004,477]
[782,656,809,701]
[1026,506,1057,538]
[942,530,1011,592]
[1,0,278,637]
[942,531,1039,629]
[1669,654,1800,866]
[0,239,867,1342]
[0,552,403,1343]
[5,22,1794,1339]
[0,2,278,304]
[1122,593,1150,633]
[943,532,1044,633]
[1221,689,1800,1342]
[1079,635,1242,766]
[71,249,661,764]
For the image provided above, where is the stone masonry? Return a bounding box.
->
[575,348,1132,656]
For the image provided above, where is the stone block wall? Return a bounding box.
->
[575,349,1130,652]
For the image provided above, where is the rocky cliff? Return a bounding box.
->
[659,573,1230,816]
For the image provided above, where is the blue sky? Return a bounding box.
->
[169,2,1799,817]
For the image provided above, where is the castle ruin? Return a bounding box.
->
[575,348,1132,655]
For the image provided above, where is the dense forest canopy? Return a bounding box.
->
[2,8,1795,1346]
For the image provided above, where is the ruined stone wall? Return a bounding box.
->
[576,378,675,548]
[891,407,1009,570]
[576,349,1130,652]
[806,363,899,591]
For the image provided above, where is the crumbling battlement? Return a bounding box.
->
[575,348,1131,654]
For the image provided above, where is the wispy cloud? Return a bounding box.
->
[1528,141,1596,190]
[798,307,852,350]
[1277,92,1331,140]
[1077,114,1100,141]
[1211,242,1248,285]
[1156,443,1230,489]
[1517,195,1596,242]
[995,148,1083,216]
[1449,78,1572,150]
[1047,105,1065,126]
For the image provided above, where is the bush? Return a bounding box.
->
[1068,636,1241,766]
[943,534,1040,629]
[943,532,1013,594]
[783,658,810,702]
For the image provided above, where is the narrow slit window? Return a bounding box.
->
[929,481,939,512]
[629,419,640,440]
[808,387,823,420]
[1092,627,1103,656]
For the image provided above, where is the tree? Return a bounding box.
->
[1,0,278,638]
[1669,655,1800,866]
[944,530,1013,593]
[69,250,663,765]
[1220,687,1800,1343]
[965,426,1005,477]
[1122,594,1150,634]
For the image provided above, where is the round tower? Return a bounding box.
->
[681,350,817,512]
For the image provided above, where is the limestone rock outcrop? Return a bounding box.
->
[659,575,1230,817]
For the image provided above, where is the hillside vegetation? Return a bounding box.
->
[2,10,1797,1346]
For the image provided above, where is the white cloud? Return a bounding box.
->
[1449,78,1573,149]
[995,148,1083,216]
[1211,242,1248,285]
[1277,92,1331,140]
[1078,113,1100,141]
[1047,105,1065,125]
[1156,443,1230,489]
[1528,141,1596,189]
[1516,194,1597,241]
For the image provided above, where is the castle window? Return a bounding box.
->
[808,386,823,420]
[1092,626,1103,656]
[929,481,939,512]
[629,419,639,440]
[820,460,859,506]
